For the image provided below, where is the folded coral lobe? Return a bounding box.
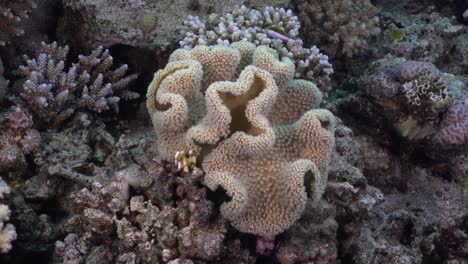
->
[147,43,336,236]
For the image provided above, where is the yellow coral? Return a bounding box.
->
[174,150,197,173]
[146,43,335,236]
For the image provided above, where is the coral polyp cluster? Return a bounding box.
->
[147,42,335,236]
[180,5,334,93]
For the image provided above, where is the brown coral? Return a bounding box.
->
[295,0,380,57]
[147,43,335,236]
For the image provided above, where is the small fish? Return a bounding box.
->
[266,29,294,42]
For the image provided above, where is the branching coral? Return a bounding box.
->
[0,0,36,46]
[295,0,380,57]
[180,5,333,93]
[0,177,16,253]
[147,42,335,236]
[20,42,139,128]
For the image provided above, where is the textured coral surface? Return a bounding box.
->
[147,43,335,236]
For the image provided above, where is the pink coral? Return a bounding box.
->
[8,106,33,131]
[400,61,441,81]
[433,103,468,147]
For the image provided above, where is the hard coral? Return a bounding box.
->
[0,0,36,46]
[433,103,468,148]
[295,0,380,57]
[180,5,334,93]
[20,42,139,128]
[0,177,16,253]
[147,42,336,236]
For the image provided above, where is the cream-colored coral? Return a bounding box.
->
[174,150,197,173]
[147,43,335,236]
[0,177,16,253]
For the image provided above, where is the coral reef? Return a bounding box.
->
[295,0,381,57]
[180,5,334,93]
[0,0,36,46]
[147,43,335,236]
[340,57,466,160]
[0,0,466,263]
[373,7,467,78]
[345,166,466,263]
[55,130,227,263]
[57,0,290,50]
[0,178,16,253]
[19,42,139,128]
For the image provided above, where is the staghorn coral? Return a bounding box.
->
[147,42,335,236]
[180,5,334,93]
[20,42,139,128]
[295,0,380,57]
[76,46,140,113]
[0,0,36,46]
[0,177,16,253]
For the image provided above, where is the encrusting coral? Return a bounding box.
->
[0,177,16,253]
[19,42,139,128]
[295,0,380,57]
[147,42,336,236]
[0,0,36,46]
[180,5,334,93]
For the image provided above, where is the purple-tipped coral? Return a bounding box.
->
[180,5,334,93]
[76,46,140,113]
[0,0,36,46]
[20,42,139,128]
